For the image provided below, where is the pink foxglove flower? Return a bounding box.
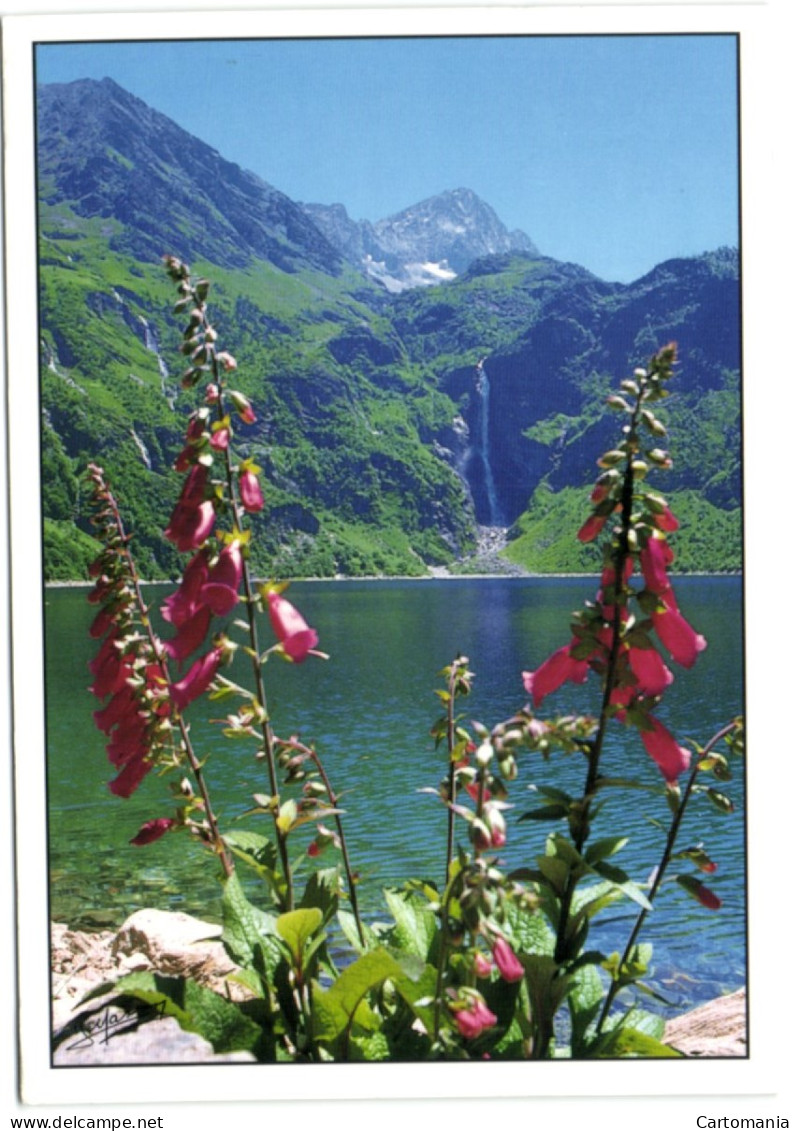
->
[639,715,691,782]
[474,951,494,979]
[267,591,319,662]
[627,645,674,696]
[210,426,230,451]
[640,536,673,596]
[453,997,498,1040]
[200,542,243,616]
[178,463,209,507]
[230,391,256,424]
[492,937,524,983]
[169,646,224,711]
[109,752,154,799]
[522,641,589,708]
[161,550,210,627]
[163,604,212,664]
[239,468,264,513]
[92,686,141,734]
[130,818,176,846]
[577,513,608,543]
[652,603,707,669]
[165,499,216,553]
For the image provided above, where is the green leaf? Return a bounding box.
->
[350,1030,391,1062]
[532,784,574,803]
[276,907,324,966]
[585,836,629,865]
[591,861,652,911]
[537,854,571,894]
[519,803,570,822]
[299,867,340,924]
[312,947,422,1051]
[594,1025,680,1058]
[223,830,278,882]
[87,971,264,1057]
[338,909,381,953]
[504,900,556,956]
[568,962,605,1056]
[221,871,281,979]
[384,888,436,960]
[706,788,735,814]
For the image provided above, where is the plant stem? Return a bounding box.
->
[281,736,366,948]
[553,387,644,966]
[444,661,459,887]
[595,720,738,1033]
[195,285,294,909]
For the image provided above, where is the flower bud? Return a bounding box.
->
[475,740,493,769]
[597,449,626,469]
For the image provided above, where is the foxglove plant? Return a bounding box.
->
[81,266,742,1063]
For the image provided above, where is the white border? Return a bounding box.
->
[3,1,795,1117]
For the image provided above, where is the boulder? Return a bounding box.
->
[664,987,746,1057]
[110,908,240,991]
[51,910,256,1065]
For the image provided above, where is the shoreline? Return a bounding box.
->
[46,569,744,589]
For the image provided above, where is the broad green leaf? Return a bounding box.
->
[338,909,381,953]
[623,1007,666,1040]
[537,854,570,894]
[312,947,418,1048]
[532,784,573,803]
[568,961,606,1055]
[299,867,341,923]
[391,959,438,1037]
[350,1030,391,1062]
[384,888,436,959]
[221,871,281,978]
[504,900,555,956]
[223,830,278,882]
[520,953,574,1056]
[276,907,323,965]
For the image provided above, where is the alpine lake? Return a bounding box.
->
[45,574,745,1019]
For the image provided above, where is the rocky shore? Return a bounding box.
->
[51,910,746,1064]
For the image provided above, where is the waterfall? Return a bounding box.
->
[476,360,503,526]
[130,428,152,470]
[139,316,172,400]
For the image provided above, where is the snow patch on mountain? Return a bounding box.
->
[302,187,537,292]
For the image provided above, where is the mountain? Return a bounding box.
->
[301,188,537,292]
[37,77,344,275]
[35,79,742,580]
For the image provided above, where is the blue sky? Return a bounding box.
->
[35,34,739,282]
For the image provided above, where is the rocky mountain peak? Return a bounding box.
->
[302,187,537,292]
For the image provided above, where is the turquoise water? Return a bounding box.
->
[45,575,745,1015]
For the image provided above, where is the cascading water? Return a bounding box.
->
[476,358,503,527]
[139,316,173,404]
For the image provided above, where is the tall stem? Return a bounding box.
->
[553,390,644,965]
[595,720,738,1033]
[194,286,294,908]
[444,661,459,886]
[281,736,366,947]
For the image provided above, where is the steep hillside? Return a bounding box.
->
[36,79,742,579]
